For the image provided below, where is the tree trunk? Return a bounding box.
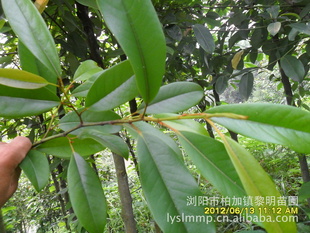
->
[76,2,104,68]
[112,153,137,233]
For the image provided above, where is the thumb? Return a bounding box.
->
[8,136,32,164]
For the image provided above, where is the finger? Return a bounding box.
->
[9,136,32,152]
[8,137,32,164]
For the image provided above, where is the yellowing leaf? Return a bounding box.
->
[0,69,50,89]
[34,0,49,13]
[231,50,244,69]
[221,136,297,233]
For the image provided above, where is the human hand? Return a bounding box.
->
[0,136,32,207]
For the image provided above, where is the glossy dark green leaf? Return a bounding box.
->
[163,119,245,199]
[59,108,122,135]
[138,82,204,114]
[2,0,61,77]
[193,24,215,54]
[78,129,129,159]
[19,150,50,192]
[215,75,228,94]
[97,0,166,103]
[239,72,254,100]
[86,60,139,111]
[68,153,107,233]
[0,85,59,118]
[207,103,310,153]
[222,136,297,233]
[37,136,105,159]
[128,122,216,233]
[19,41,57,93]
[280,55,305,82]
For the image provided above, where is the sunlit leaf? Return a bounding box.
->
[68,152,107,233]
[0,68,49,89]
[2,0,61,77]
[20,150,50,192]
[97,0,166,103]
[138,82,203,114]
[222,136,297,233]
[207,103,310,153]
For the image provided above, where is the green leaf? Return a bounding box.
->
[166,25,182,41]
[289,23,310,35]
[72,81,94,97]
[222,136,297,233]
[280,55,305,82]
[128,122,216,233]
[267,22,281,36]
[0,85,59,118]
[138,82,204,114]
[163,119,245,199]
[76,0,98,9]
[19,150,50,192]
[59,108,122,135]
[2,0,61,77]
[73,60,103,82]
[78,129,129,159]
[266,5,280,18]
[239,72,254,100]
[97,0,166,103]
[68,152,107,233]
[72,71,103,97]
[206,103,310,153]
[19,41,57,93]
[0,68,49,89]
[86,60,139,111]
[37,136,105,159]
[298,181,310,201]
[215,75,228,94]
[193,24,215,54]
